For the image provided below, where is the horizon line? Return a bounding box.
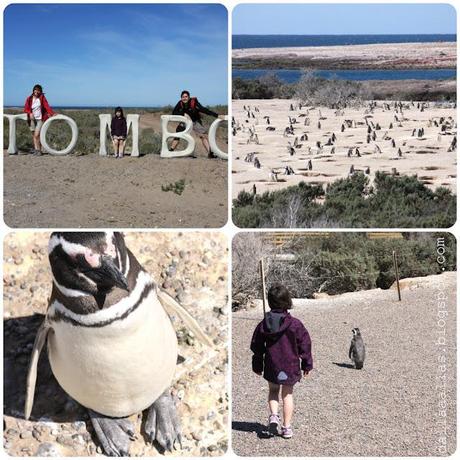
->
[233,33,457,36]
[3,103,229,108]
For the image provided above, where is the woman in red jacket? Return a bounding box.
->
[23,84,55,156]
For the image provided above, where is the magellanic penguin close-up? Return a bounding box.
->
[25,232,214,456]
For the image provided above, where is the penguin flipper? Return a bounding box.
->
[157,289,214,347]
[25,318,51,420]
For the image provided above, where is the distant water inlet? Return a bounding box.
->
[232,34,457,49]
[233,68,457,83]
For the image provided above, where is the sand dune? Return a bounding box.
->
[232,99,457,198]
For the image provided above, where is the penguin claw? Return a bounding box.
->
[89,409,134,457]
[145,390,182,452]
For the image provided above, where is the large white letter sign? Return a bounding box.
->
[98,114,140,156]
[208,116,228,160]
[160,115,195,158]
[40,114,79,155]
[3,113,28,154]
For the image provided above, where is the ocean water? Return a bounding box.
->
[233,68,457,83]
[233,34,456,49]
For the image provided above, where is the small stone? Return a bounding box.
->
[56,435,73,446]
[20,430,33,439]
[208,444,218,452]
[50,429,59,436]
[96,445,103,454]
[162,280,172,289]
[191,431,203,441]
[166,265,177,277]
[72,434,85,445]
[35,442,61,457]
[72,421,86,431]
[32,428,42,441]
[6,428,18,437]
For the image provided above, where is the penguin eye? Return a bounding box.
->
[74,251,101,269]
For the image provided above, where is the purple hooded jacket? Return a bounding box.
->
[250,311,313,386]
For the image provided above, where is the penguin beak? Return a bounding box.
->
[100,255,129,291]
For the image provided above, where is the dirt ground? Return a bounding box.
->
[232,99,456,198]
[3,232,228,456]
[232,272,456,456]
[3,112,228,229]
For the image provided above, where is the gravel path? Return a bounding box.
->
[232,272,456,456]
[3,232,228,456]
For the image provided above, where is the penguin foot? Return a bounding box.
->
[145,390,182,452]
[89,409,135,457]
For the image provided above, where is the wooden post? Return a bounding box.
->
[393,250,401,301]
[259,259,267,315]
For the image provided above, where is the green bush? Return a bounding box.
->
[161,179,186,195]
[233,172,456,228]
[139,127,162,155]
[258,232,456,298]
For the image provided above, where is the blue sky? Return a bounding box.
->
[4,4,228,106]
[233,3,457,35]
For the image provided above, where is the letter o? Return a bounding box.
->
[40,114,78,155]
[208,116,228,160]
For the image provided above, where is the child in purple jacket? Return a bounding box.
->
[250,284,313,439]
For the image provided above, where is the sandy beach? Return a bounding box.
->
[232,98,456,198]
[233,42,456,69]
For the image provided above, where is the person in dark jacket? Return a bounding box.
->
[111,107,128,158]
[170,90,220,158]
[23,84,55,156]
[250,284,313,439]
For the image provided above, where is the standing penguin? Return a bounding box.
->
[349,328,365,369]
[25,232,212,456]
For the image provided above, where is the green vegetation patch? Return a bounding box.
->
[233,172,456,229]
[161,179,186,195]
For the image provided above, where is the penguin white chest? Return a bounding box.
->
[47,285,177,417]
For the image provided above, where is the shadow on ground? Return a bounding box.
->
[3,313,86,423]
[232,421,274,439]
[332,362,356,369]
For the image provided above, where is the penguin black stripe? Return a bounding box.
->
[49,280,155,328]
[50,249,143,315]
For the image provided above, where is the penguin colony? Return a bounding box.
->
[26,232,212,456]
[232,100,456,197]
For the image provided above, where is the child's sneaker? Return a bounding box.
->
[281,426,293,439]
[268,414,280,436]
